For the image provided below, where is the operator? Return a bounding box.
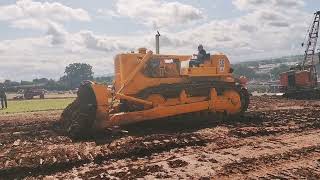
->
[0,84,7,109]
[189,44,207,67]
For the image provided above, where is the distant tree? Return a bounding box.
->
[232,64,257,79]
[3,80,11,86]
[4,80,19,87]
[20,80,33,86]
[33,78,49,84]
[46,79,68,91]
[94,76,114,84]
[256,73,271,81]
[62,63,94,89]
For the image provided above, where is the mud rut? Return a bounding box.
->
[1,96,320,179]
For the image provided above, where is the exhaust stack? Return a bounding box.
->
[155,31,160,54]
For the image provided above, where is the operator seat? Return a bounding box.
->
[189,53,211,67]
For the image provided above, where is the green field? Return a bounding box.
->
[0,98,75,114]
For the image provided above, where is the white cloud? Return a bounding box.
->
[0,0,90,30]
[97,8,120,18]
[107,0,204,29]
[233,0,304,11]
[0,0,90,21]
[0,35,116,80]
[78,31,129,52]
[60,30,147,53]
[0,0,315,80]
[145,0,310,61]
[0,29,149,80]
[46,22,67,45]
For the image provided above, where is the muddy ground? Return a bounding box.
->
[1,96,320,179]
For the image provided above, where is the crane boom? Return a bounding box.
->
[280,11,320,99]
[301,11,320,87]
[303,11,320,68]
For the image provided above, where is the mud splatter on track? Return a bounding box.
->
[1,96,320,179]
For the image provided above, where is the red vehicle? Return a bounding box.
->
[24,88,46,99]
[280,11,320,99]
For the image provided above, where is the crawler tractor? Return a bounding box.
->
[60,48,250,137]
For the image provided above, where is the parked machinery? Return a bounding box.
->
[280,11,320,99]
[24,88,45,99]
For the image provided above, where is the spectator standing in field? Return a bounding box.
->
[0,84,7,109]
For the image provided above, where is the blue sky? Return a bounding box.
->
[0,0,319,81]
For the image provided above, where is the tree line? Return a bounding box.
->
[232,63,291,81]
[3,63,114,92]
[4,59,316,92]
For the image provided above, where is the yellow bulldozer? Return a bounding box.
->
[59,46,250,138]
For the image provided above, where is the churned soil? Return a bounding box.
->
[1,96,320,179]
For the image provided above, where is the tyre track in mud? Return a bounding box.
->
[0,112,218,178]
[1,96,320,179]
[229,108,320,138]
[1,116,320,178]
[0,133,207,179]
[66,97,320,179]
[258,164,320,179]
[0,111,61,145]
[0,114,251,178]
[0,123,60,146]
[46,129,320,179]
[249,154,320,179]
[217,145,320,178]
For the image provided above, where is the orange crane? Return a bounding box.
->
[280,11,320,99]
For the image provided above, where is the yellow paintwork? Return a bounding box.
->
[104,87,241,127]
[114,51,234,96]
[89,49,242,128]
[89,83,111,129]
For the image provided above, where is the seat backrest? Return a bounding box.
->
[205,53,210,60]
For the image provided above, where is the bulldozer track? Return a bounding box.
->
[1,96,320,179]
[137,81,237,98]
[137,81,249,113]
[58,81,250,138]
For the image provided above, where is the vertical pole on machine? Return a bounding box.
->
[156,31,160,54]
